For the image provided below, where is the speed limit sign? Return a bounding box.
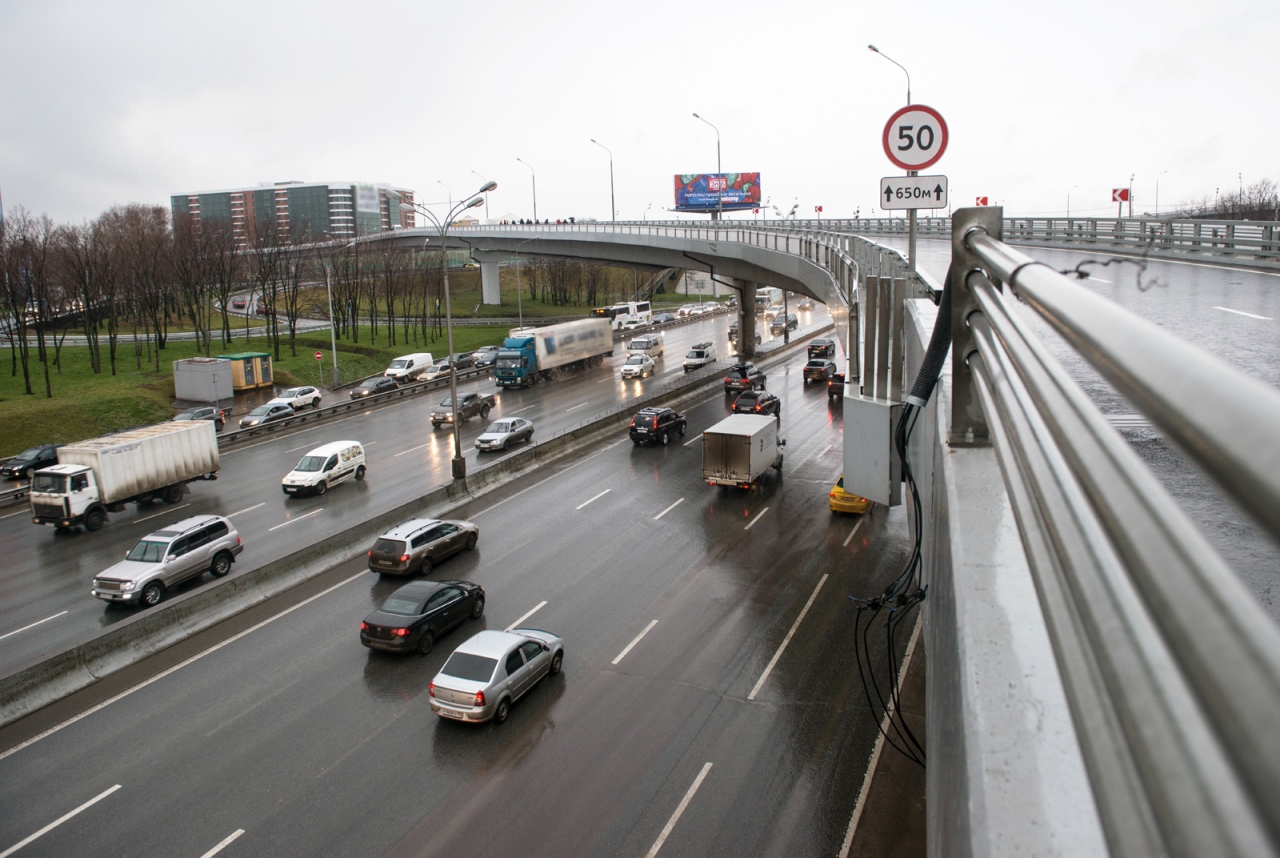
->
[882,105,949,171]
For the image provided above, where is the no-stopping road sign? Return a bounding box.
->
[880,175,949,210]
[882,105,949,171]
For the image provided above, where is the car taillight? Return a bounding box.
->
[394,628,410,637]
[400,554,410,562]
[474,690,485,707]
[429,682,435,698]
[755,406,762,412]
[830,491,838,499]
[236,536,242,545]
[360,622,368,631]
[367,550,372,557]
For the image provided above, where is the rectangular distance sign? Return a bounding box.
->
[879,175,949,210]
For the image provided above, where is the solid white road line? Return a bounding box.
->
[839,614,922,857]
[612,620,659,665]
[133,503,189,524]
[683,433,702,448]
[267,508,323,531]
[843,516,867,548]
[654,498,684,520]
[748,573,828,701]
[0,509,30,521]
[0,611,69,642]
[1214,305,1273,320]
[199,829,245,858]
[576,489,610,510]
[285,442,314,453]
[0,784,122,858]
[508,405,535,414]
[0,572,365,763]
[394,443,430,457]
[644,762,713,858]
[744,507,770,530]
[566,402,590,412]
[506,601,548,632]
[226,503,264,518]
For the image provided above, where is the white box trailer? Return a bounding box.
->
[702,413,785,489]
[29,421,220,532]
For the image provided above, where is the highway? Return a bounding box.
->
[0,315,914,857]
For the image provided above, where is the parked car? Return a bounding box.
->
[239,402,294,428]
[350,376,398,399]
[830,474,871,514]
[475,418,535,452]
[281,441,366,496]
[808,338,837,359]
[621,354,656,379]
[629,406,687,445]
[1,444,62,480]
[731,389,781,418]
[828,372,846,401]
[172,407,226,433]
[770,313,798,334]
[361,579,486,655]
[268,386,322,410]
[803,359,837,383]
[429,628,565,724]
[366,517,479,576]
[724,362,766,393]
[90,514,243,607]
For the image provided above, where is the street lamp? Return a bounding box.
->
[692,112,722,221]
[589,139,616,222]
[1128,173,1135,218]
[516,158,537,222]
[321,238,356,388]
[514,237,539,330]
[868,44,917,271]
[1067,185,1078,219]
[400,179,497,481]
[1155,171,1168,216]
[471,171,490,221]
[437,180,452,209]
[867,45,911,104]
[644,203,652,221]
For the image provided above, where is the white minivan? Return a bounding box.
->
[384,353,434,383]
[627,335,664,359]
[282,441,367,496]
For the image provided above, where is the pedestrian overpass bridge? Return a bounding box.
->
[361,215,1280,857]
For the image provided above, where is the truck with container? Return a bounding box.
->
[701,413,785,490]
[28,422,221,533]
[493,319,614,388]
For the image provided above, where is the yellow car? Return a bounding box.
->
[829,474,871,514]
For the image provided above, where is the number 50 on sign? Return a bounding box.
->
[882,105,949,171]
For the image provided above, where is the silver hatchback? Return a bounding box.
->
[91,514,244,607]
[429,628,564,724]
[366,518,479,575]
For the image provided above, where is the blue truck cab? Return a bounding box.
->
[495,335,536,388]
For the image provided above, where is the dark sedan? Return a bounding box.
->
[360,579,486,655]
[238,403,294,428]
[803,359,837,383]
[731,389,781,418]
[2,444,61,480]
[350,376,398,399]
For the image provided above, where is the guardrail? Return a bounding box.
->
[0,484,29,506]
[943,207,1280,855]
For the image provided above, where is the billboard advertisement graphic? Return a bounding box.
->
[674,173,762,211]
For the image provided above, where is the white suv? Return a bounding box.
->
[91,515,244,607]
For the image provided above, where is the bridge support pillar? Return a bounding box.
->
[480,261,501,305]
[735,280,758,359]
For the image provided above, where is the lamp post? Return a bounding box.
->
[1155,171,1168,216]
[516,158,537,222]
[691,112,722,222]
[514,237,539,330]
[1067,185,1078,219]
[644,203,652,221]
[438,180,452,210]
[1128,173,1135,218]
[471,171,490,221]
[868,44,917,272]
[321,238,356,388]
[589,139,616,222]
[400,180,497,481]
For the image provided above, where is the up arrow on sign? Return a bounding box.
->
[879,175,949,210]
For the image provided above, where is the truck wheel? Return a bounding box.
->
[84,509,105,532]
[162,485,183,504]
[481,404,491,418]
[210,551,232,577]
[141,582,164,607]
[315,480,327,495]
[355,465,366,481]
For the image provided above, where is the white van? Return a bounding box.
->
[281,440,366,496]
[683,341,717,372]
[627,334,664,359]
[384,353,434,383]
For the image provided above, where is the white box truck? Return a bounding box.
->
[702,413,785,489]
[29,422,221,532]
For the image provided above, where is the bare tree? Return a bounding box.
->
[204,219,241,347]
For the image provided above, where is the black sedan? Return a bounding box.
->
[1,444,61,480]
[731,389,781,418]
[349,376,398,399]
[360,580,486,655]
[803,359,837,383]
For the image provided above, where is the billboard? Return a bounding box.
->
[355,183,382,214]
[674,173,761,212]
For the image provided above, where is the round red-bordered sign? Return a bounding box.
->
[314,351,323,361]
[882,105,949,171]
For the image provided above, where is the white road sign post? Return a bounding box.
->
[881,104,949,274]
[880,175,949,210]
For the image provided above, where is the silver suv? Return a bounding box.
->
[366,518,479,576]
[91,514,244,607]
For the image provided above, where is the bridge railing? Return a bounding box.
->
[945,206,1280,856]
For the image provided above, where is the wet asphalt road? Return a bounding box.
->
[0,343,914,857]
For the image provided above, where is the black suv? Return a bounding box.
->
[724,362,766,393]
[731,390,781,418]
[629,407,687,446]
[2,444,61,480]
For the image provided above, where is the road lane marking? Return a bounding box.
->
[268,508,323,531]
[227,503,264,518]
[133,503,189,524]
[0,572,365,763]
[285,442,314,453]
[612,620,659,665]
[0,611,68,642]
[221,412,368,455]
[839,614,922,857]
[566,402,589,412]
[744,507,770,530]
[506,600,547,631]
[843,516,867,547]
[0,784,122,858]
[508,405,535,414]
[683,434,702,448]
[0,509,31,521]
[748,574,828,700]
[576,489,610,510]
[654,498,684,520]
[819,444,832,457]
[394,443,431,457]
[1214,305,1272,320]
[199,829,245,858]
[644,762,713,858]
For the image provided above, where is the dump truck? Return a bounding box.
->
[29,422,220,532]
[701,413,785,490]
[493,319,614,388]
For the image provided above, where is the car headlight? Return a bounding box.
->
[121,581,137,591]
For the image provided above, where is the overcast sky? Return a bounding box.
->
[2,0,1275,226]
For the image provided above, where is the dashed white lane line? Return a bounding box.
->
[683,433,702,448]
[227,503,264,518]
[268,508,323,531]
[612,620,659,665]
[199,829,246,858]
[1214,305,1273,320]
[819,444,832,458]
[0,784,122,858]
[566,402,590,412]
[744,507,770,530]
[748,573,828,701]
[508,405,535,414]
[644,762,713,858]
[576,489,611,510]
[0,509,30,521]
[506,601,547,632]
[843,516,867,547]
[394,443,430,457]
[133,503,189,524]
[654,498,684,520]
[0,611,68,642]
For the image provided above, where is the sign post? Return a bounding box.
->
[315,351,323,386]
[882,104,949,273]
